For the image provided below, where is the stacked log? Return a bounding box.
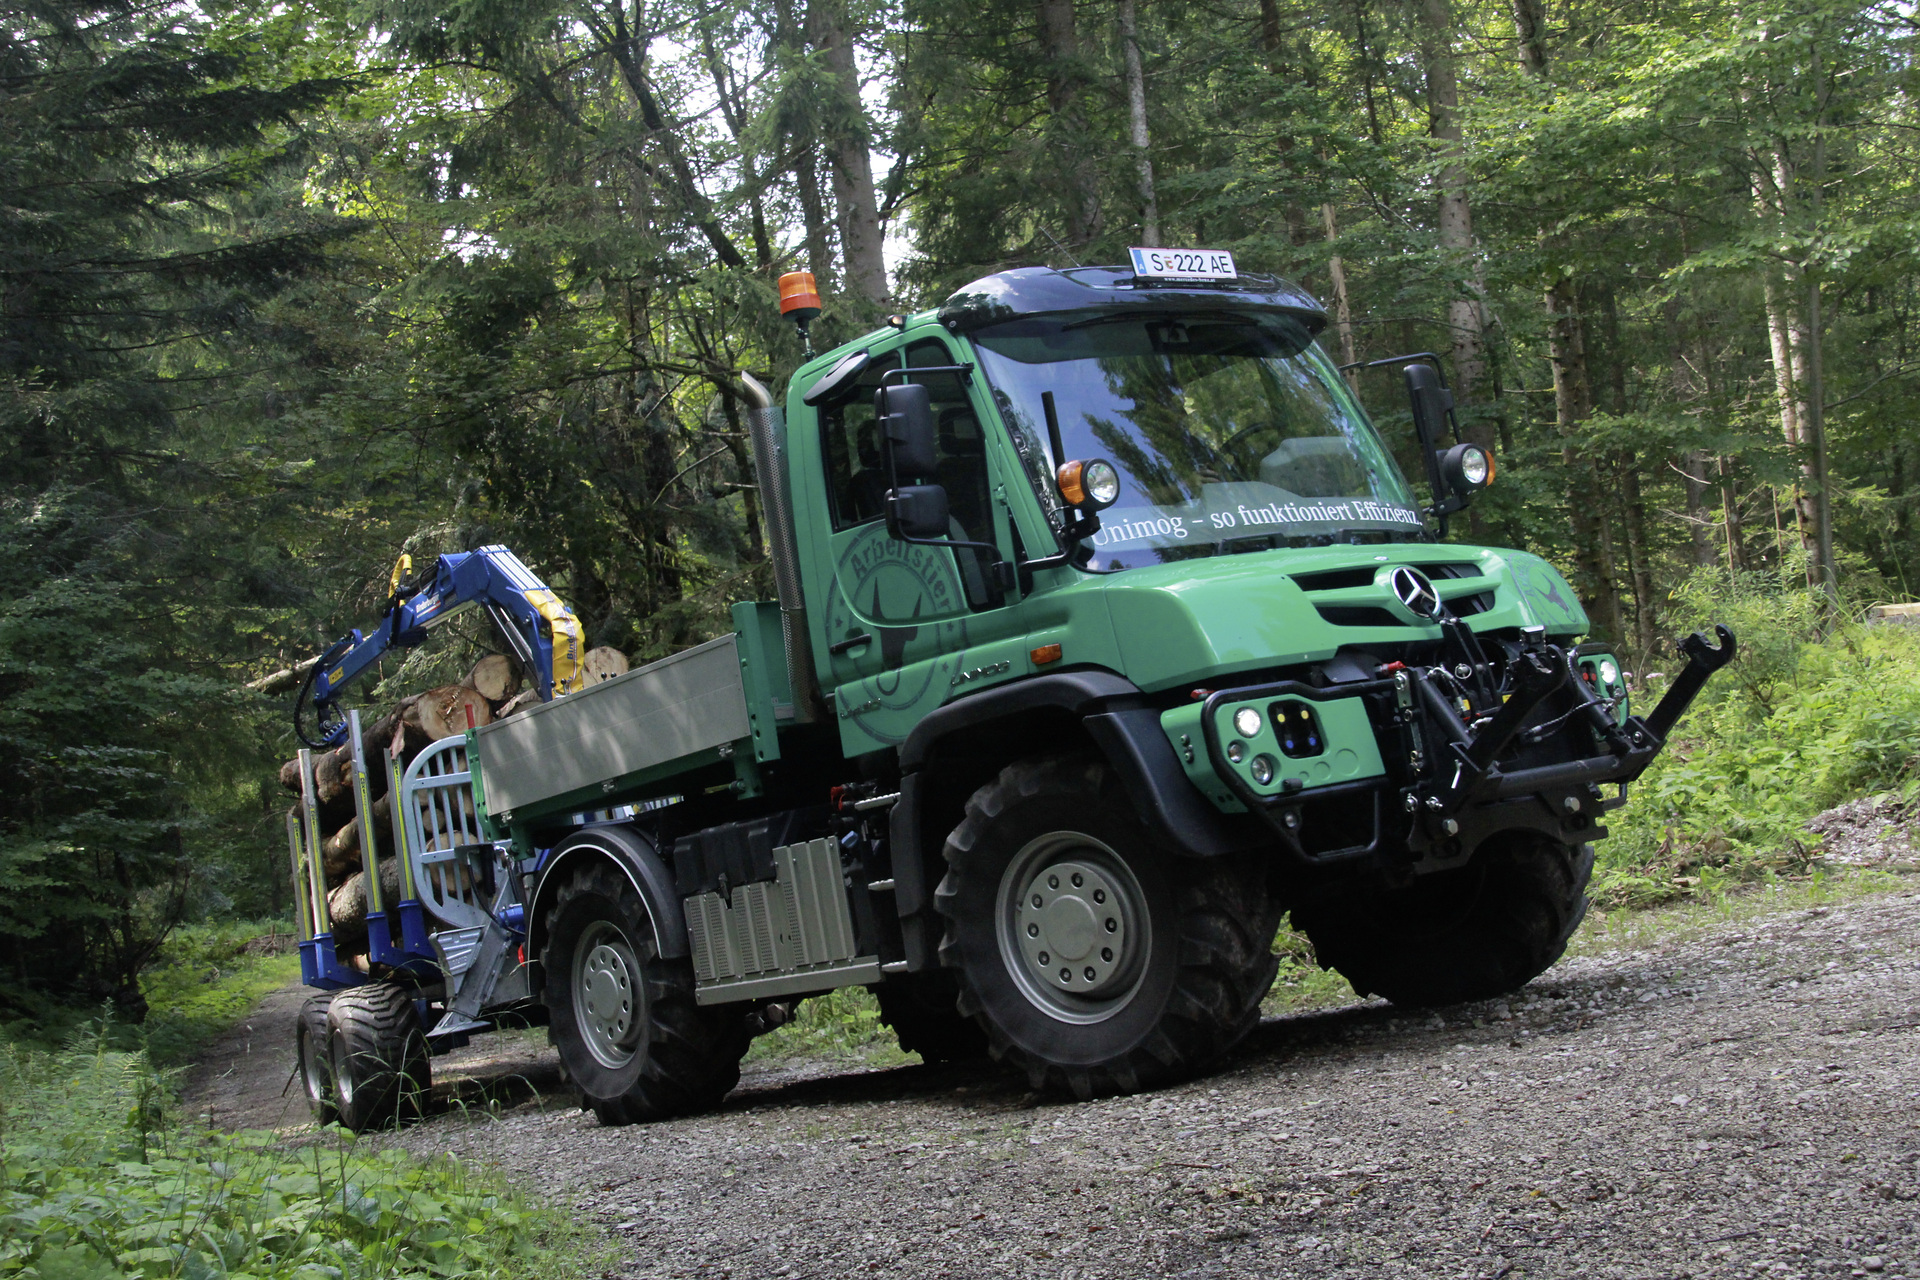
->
[278,648,631,956]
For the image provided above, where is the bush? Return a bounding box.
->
[1598,574,1920,907]
[0,1033,607,1279]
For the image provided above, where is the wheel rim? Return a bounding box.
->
[300,1024,328,1106]
[573,919,644,1069]
[330,1035,357,1109]
[995,831,1150,1024]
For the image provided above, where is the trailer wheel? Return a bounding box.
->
[327,983,430,1132]
[934,754,1281,1099]
[1293,834,1594,1008]
[542,862,749,1124]
[296,994,335,1125]
[873,971,988,1065]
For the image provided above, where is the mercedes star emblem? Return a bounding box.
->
[1389,566,1442,619]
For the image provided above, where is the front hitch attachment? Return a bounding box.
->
[1641,624,1738,743]
[1424,647,1570,812]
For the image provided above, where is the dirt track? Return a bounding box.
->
[189,888,1920,1280]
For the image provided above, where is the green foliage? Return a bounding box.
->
[0,1035,610,1279]
[745,987,911,1065]
[1598,584,1920,907]
[135,920,302,1069]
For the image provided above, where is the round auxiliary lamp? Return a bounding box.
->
[778,271,822,356]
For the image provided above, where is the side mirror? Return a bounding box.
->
[877,383,937,478]
[1403,364,1452,451]
[887,484,950,540]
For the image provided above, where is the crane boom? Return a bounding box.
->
[294,546,584,747]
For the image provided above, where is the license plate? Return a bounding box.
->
[1128,247,1237,280]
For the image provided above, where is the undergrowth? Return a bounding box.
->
[0,1030,612,1279]
[745,987,912,1065]
[1594,570,1920,908]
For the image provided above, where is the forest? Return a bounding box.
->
[2,0,1915,1015]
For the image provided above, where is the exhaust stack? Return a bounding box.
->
[740,372,825,724]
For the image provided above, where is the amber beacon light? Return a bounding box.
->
[778,271,822,355]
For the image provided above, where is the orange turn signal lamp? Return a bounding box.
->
[1030,643,1062,666]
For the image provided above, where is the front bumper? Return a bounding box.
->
[1170,625,1736,869]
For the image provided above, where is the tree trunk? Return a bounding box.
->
[1618,458,1657,654]
[1510,0,1548,75]
[1321,201,1358,372]
[811,0,888,305]
[774,0,834,285]
[1758,145,1823,575]
[1038,0,1099,248]
[1545,276,1626,641]
[1118,0,1158,243]
[1420,0,1489,445]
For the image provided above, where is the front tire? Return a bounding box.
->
[934,755,1282,1099]
[1293,834,1595,1008]
[542,861,748,1125]
[327,983,430,1132]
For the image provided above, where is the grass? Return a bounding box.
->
[0,1032,615,1279]
[0,920,618,1280]
[1567,863,1916,958]
[744,987,914,1066]
[137,918,303,1068]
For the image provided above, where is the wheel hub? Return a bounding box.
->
[575,927,642,1068]
[1013,858,1130,996]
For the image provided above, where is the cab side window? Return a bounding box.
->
[904,340,994,549]
[821,359,894,529]
[817,338,1000,610]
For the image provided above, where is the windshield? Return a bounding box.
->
[972,310,1423,571]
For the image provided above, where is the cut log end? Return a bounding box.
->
[583,646,630,685]
[468,653,520,702]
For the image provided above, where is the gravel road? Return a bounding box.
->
[354,886,1917,1280]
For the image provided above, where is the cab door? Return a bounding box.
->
[811,336,1022,750]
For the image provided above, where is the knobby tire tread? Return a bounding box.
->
[1295,837,1594,1008]
[542,862,748,1124]
[327,982,429,1132]
[935,755,1282,1100]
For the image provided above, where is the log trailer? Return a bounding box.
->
[284,256,1734,1131]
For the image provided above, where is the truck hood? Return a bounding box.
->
[1093,544,1589,692]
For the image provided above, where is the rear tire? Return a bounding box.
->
[327,983,430,1132]
[296,994,335,1125]
[542,861,749,1125]
[934,754,1282,1099]
[873,971,988,1065]
[1293,834,1594,1008]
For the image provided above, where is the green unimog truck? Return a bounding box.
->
[285,258,1733,1129]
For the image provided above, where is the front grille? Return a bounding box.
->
[1314,605,1406,628]
[1414,562,1484,580]
[1291,566,1376,592]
